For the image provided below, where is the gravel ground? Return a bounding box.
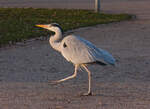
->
[0,0,150,109]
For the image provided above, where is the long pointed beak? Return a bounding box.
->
[36,24,48,29]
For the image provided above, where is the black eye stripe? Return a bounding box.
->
[51,23,60,27]
[63,43,67,48]
[51,23,63,34]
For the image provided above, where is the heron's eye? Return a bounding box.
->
[63,43,67,48]
[49,25,52,28]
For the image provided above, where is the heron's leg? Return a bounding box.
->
[50,64,78,84]
[82,64,92,96]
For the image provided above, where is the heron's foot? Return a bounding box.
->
[48,80,59,85]
[80,92,92,96]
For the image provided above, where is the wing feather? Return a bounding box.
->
[60,35,115,65]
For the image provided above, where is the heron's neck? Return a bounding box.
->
[49,29,63,52]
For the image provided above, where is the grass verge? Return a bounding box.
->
[0,8,132,46]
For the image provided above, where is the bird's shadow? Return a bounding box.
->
[75,92,131,98]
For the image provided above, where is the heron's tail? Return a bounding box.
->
[95,61,107,66]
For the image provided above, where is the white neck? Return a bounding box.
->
[49,28,63,52]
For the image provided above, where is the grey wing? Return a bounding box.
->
[78,36,116,65]
[61,35,116,65]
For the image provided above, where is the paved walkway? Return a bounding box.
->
[0,0,150,109]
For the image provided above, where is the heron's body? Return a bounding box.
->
[36,23,116,95]
[60,35,115,65]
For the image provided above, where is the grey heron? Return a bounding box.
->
[36,23,115,96]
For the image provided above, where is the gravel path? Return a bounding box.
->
[0,0,150,109]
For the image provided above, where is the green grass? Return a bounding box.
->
[0,8,132,46]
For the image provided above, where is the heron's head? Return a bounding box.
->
[36,23,63,34]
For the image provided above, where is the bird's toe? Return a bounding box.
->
[80,92,92,96]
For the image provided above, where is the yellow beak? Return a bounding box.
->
[36,24,48,28]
